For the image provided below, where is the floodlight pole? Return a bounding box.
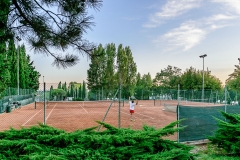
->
[16,36,21,95]
[199,54,207,102]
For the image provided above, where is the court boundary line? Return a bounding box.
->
[46,103,57,121]
[22,109,42,126]
[78,104,88,113]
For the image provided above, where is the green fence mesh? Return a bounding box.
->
[0,87,35,113]
[178,105,240,142]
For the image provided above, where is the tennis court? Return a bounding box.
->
[0,100,175,130]
[1,99,222,141]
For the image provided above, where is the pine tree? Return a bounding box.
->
[1,0,102,68]
[208,111,240,155]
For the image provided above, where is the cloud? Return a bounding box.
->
[148,0,240,51]
[206,14,237,22]
[211,0,240,14]
[156,13,238,51]
[144,0,202,28]
[158,21,206,51]
[205,13,238,30]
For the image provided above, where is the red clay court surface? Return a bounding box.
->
[0,100,218,140]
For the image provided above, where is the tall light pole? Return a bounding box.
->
[199,54,207,102]
[16,36,21,95]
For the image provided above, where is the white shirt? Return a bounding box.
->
[129,101,136,110]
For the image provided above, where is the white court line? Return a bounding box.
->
[46,103,57,120]
[22,109,42,126]
[78,104,88,113]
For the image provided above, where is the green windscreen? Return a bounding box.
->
[178,105,240,142]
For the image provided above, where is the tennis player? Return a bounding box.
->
[129,96,138,121]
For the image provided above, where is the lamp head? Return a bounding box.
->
[16,36,21,41]
[199,54,207,58]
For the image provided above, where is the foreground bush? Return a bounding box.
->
[0,121,194,159]
[208,111,240,156]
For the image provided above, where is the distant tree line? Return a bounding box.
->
[87,43,224,100]
[224,63,240,102]
[49,81,87,101]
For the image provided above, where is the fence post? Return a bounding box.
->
[224,86,227,114]
[44,82,46,125]
[118,84,121,129]
[154,94,155,106]
[98,88,119,131]
[177,84,180,143]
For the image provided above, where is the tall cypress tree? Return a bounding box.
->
[19,45,27,90]
[0,0,11,95]
[26,55,40,90]
[104,43,117,97]
[82,81,86,100]
[7,39,17,88]
[4,40,40,93]
[79,85,82,99]
[58,81,62,89]
[0,45,10,95]
[123,46,137,97]
[62,82,67,92]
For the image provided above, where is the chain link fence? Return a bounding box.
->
[1,83,240,143]
[0,87,35,113]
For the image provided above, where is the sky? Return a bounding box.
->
[23,0,240,85]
